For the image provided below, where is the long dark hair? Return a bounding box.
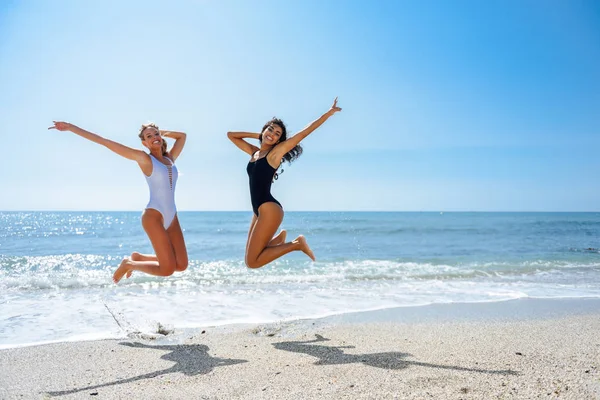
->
[259,118,302,181]
[259,118,303,163]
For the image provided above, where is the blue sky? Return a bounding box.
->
[1,0,599,211]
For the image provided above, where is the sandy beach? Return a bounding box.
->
[1,298,599,399]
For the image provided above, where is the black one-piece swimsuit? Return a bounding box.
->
[246,155,282,216]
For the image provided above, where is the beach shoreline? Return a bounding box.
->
[1,297,599,399]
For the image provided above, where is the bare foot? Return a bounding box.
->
[113,257,132,284]
[295,235,316,262]
[270,230,287,246]
[126,252,143,279]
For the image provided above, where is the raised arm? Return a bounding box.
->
[160,130,186,161]
[271,98,342,160]
[49,121,147,162]
[227,131,261,156]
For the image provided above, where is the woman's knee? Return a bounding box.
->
[244,256,262,269]
[175,259,188,272]
[158,255,177,276]
[160,265,176,276]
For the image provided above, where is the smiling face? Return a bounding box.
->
[258,117,302,165]
[261,123,283,146]
[140,126,163,150]
[138,123,166,154]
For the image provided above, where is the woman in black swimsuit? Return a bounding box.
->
[227,98,342,268]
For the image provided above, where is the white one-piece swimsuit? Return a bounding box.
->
[145,154,178,229]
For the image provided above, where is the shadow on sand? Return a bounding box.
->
[47,342,247,397]
[273,334,518,374]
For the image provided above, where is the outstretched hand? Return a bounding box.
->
[48,121,73,131]
[329,97,342,114]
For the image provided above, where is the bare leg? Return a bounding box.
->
[296,235,315,261]
[125,215,188,279]
[166,215,188,272]
[270,229,287,246]
[113,209,177,283]
[247,214,287,249]
[130,252,157,261]
[245,214,258,255]
[126,252,156,278]
[245,203,315,269]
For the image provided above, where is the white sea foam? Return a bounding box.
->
[3,211,600,348]
[1,260,599,348]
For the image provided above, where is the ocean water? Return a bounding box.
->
[1,211,600,348]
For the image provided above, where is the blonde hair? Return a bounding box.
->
[138,123,167,155]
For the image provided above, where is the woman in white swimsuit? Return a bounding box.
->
[48,121,188,283]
